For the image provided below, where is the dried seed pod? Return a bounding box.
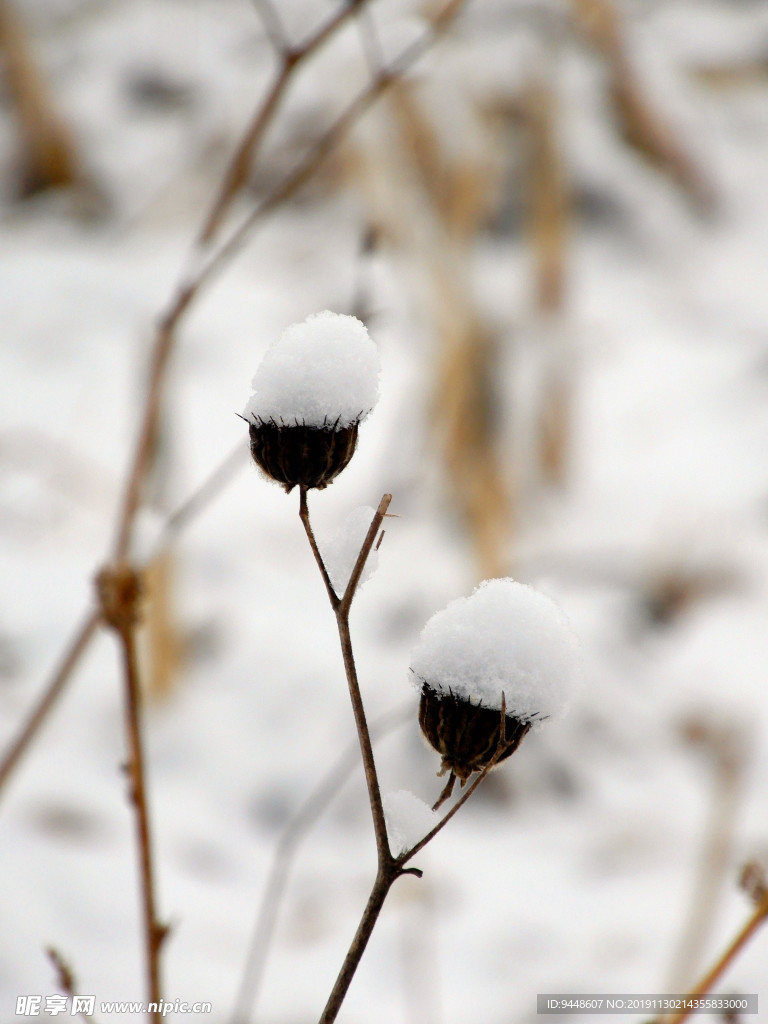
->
[409,579,582,809]
[418,684,531,807]
[248,419,358,492]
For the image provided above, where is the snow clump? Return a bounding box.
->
[383,790,439,856]
[320,505,379,598]
[244,310,380,427]
[409,578,581,723]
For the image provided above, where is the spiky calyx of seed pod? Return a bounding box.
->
[418,684,532,807]
[247,419,358,492]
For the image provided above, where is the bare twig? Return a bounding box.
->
[0,607,100,803]
[198,0,372,247]
[299,490,392,862]
[96,564,165,1021]
[659,889,768,1024]
[153,441,248,557]
[46,947,99,1024]
[186,0,473,306]
[230,704,411,1024]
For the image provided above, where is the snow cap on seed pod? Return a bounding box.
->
[409,579,582,806]
[243,311,380,492]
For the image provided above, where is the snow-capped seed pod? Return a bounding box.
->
[409,579,581,808]
[244,311,380,493]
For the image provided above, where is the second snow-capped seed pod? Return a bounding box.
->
[244,310,380,492]
[409,578,582,809]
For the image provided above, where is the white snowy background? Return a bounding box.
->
[2,0,768,1021]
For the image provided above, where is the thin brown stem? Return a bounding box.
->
[197,64,291,247]
[299,490,392,863]
[198,0,372,247]
[0,606,100,802]
[97,563,163,1021]
[661,890,768,1024]
[335,612,390,865]
[117,621,164,1021]
[184,0,472,308]
[112,312,191,563]
[318,865,399,1024]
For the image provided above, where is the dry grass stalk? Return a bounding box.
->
[351,81,513,577]
[140,551,184,701]
[0,0,82,196]
[664,717,750,996]
[523,79,572,487]
[95,562,166,1020]
[655,886,768,1024]
[569,0,715,213]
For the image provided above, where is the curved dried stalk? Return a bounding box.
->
[230,705,411,1024]
[0,606,100,803]
[658,889,768,1024]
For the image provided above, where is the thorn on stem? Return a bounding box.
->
[432,771,456,811]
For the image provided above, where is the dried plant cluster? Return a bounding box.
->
[2,1,768,1022]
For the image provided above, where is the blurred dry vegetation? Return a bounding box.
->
[2,0,768,1017]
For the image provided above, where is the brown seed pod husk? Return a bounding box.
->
[248,420,358,492]
[418,684,531,784]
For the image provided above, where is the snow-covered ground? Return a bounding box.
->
[2,1,768,1021]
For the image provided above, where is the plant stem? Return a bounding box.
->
[117,621,163,1021]
[0,606,100,802]
[335,612,390,865]
[318,866,398,1024]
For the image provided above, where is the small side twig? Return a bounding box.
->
[198,0,372,247]
[46,947,100,1024]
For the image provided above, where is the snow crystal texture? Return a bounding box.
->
[244,310,380,427]
[383,790,439,856]
[320,506,379,598]
[409,579,581,722]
